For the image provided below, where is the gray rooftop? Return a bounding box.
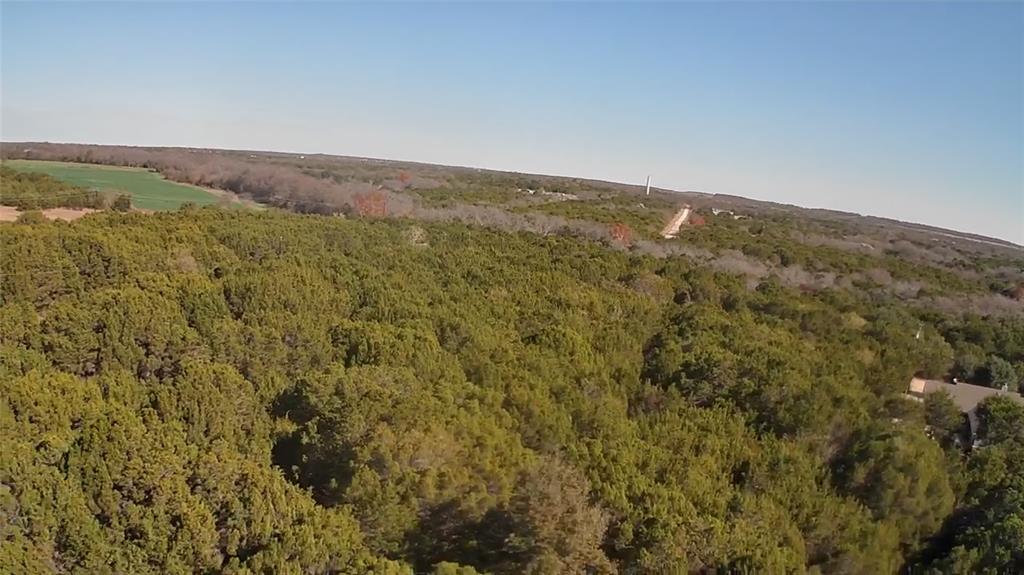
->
[915,379,1024,413]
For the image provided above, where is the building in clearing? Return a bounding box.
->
[906,376,1024,441]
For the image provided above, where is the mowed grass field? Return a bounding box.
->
[4,160,220,211]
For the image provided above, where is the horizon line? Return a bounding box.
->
[3,138,1021,249]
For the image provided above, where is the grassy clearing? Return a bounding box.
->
[4,159,220,211]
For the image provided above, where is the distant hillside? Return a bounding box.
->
[3,141,1023,318]
[4,141,1016,249]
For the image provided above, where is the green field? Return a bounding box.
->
[4,159,220,211]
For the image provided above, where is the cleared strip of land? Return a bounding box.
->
[0,205,98,222]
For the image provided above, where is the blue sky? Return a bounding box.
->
[2,2,1022,242]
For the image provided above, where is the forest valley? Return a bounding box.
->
[1,159,1024,574]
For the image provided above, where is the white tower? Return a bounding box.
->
[645,175,652,196]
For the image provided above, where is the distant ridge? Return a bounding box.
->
[2,140,1018,250]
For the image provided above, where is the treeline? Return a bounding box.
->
[3,143,418,216]
[2,207,1023,573]
[935,313,1024,391]
[6,143,1020,308]
[0,166,104,210]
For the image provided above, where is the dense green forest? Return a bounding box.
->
[5,145,1021,307]
[2,202,1023,573]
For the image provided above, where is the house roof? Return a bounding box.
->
[916,379,1024,413]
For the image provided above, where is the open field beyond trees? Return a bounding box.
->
[4,159,221,211]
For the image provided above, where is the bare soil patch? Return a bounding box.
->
[0,206,20,222]
[0,205,99,222]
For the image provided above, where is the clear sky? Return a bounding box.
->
[2,2,1022,242]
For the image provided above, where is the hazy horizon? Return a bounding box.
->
[2,2,1021,242]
